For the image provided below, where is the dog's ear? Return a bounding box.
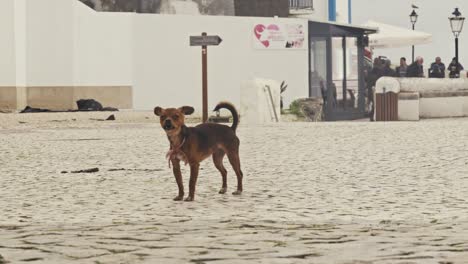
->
[154,106,163,116]
[179,106,194,115]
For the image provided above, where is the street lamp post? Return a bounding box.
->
[410,9,418,62]
[449,8,465,77]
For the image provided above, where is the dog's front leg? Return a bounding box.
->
[185,163,200,202]
[171,159,184,201]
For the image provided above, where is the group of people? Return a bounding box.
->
[427,57,465,79]
[374,56,465,79]
[366,55,465,98]
[364,55,464,121]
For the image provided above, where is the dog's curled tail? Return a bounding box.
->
[213,101,239,132]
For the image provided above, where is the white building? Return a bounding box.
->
[290,0,351,23]
[1,0,372,121]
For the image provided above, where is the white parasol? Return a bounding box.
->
[363,20,432,49]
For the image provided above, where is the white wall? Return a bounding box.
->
[3,0,309,112]
[420,97,468,118]
[315,0,329,21]
[0,0,133,88]
[133,14,309,111]
[336,0,349,23]
[0,0,16,86]
[14,0,27,87]
[290,0,328,21]
[26,0,75,86]
[73,2,133,86]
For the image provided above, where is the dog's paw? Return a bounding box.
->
[184,196,194,202]
[218,187,227,194]
[232,190,242,195]
[173,195,184,201]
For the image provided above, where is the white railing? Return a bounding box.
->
[289,0,313,10]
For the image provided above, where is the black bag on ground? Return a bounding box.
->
[76,99,103,111]
[20,106,51,113]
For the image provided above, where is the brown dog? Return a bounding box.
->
[154,102,243,201]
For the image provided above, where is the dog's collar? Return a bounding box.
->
[166,136,187,168]
[172,136,186,149]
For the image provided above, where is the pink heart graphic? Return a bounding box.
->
[254,24,280,48]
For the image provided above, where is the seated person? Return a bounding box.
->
[407,57,424,78]
[448,57,464,78]
[429,57,445,78]
[395,57,408,77]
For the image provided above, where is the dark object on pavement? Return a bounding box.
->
[19,99,119,113]
[90,114,116,121]
[20,106,51,113]
[67,168,99,174]
[76,99,103,111]
[101,107,119,111]
[208,116,230,123]
[76,99,119,112]
[108,168,162,172]
[0,254,8,264]
[208,110,230,123]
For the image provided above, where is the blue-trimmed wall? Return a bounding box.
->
[328,0,336,21]
[328,0,352,23]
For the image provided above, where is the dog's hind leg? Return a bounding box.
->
[227,148,243,195]
[213,150,227,194]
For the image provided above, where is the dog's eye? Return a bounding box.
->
[173,115,179,120]
[161,115,166,119]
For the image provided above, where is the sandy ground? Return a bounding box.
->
[1,111,468,264]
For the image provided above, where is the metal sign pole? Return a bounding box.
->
[201,32,208,123]
[189,33,222,123]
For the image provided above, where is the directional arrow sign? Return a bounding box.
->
[190,33,223,123]
[190,35,223,46]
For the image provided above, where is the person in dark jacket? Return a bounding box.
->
[367,58,383,97]
[366,58,384,121]
[395,57,408,77]
[407,56,424,77]
[368,58,383,83]
[381,59,396,77]
[448,57,464,78]
[429,57,446,78]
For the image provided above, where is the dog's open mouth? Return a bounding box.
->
[163,124,175,130]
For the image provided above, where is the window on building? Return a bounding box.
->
[289,0,313,10]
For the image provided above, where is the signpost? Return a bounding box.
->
[190,32,222,123]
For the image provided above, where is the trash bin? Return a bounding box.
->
[375,92,398,121]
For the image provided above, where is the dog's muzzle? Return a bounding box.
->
[163,119,174,130]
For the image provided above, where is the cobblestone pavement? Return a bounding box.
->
[1,113,468,263]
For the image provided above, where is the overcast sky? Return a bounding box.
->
[352,0,468,67]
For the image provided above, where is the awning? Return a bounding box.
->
[363,20,432,49]
[308,19,378,37]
